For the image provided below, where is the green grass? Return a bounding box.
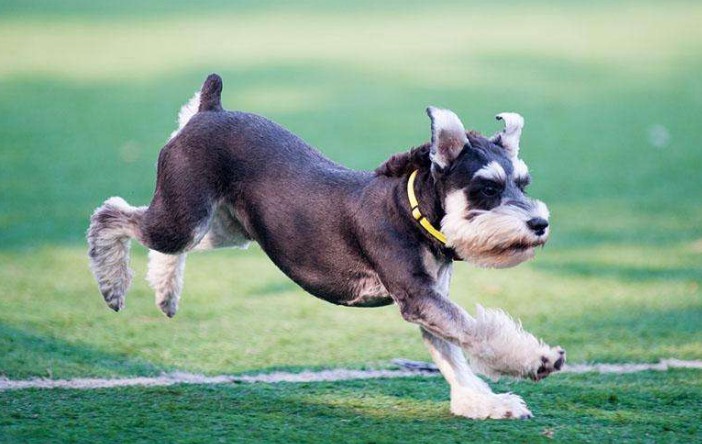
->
[1,0,701,442]
[1,244,700,380]
[2,371,701,443]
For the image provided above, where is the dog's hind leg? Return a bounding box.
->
[146,250,186,318]
[145,203,250,318]
[136,178,216,316]
[88,165,215,314]
[89,73,225,313]
[87,197,147,311]
[151,203,250,317]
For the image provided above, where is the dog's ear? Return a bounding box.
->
[491,112,524,158]
[426,106,468,169]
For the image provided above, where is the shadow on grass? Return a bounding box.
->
[2,304,700,380]
[0,324,162,379]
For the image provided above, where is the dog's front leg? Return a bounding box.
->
[397,290,564,381]
[463,305,565,381]
[421,327,532,419]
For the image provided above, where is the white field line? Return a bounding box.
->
[0,369,428,391]
[1,359,700,392]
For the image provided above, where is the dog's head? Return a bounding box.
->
[426,106,549,268]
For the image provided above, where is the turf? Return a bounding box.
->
[1,244,700,380]
[2,371,701,443]
[1,0,701,442]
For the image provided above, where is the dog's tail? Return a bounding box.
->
[169,73,224,140]
[199,73,223,112]
[87,197,147,312]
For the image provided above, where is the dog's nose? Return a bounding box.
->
[526,217,549,236]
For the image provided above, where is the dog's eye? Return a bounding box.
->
[481,185,499,197]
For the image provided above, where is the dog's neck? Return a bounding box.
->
[404,169,455,260]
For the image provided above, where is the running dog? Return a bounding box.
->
[88,74,564,419]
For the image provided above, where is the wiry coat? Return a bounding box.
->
[87,74,565,420]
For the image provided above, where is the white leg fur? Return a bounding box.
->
[145,203,249,318]
[422,328,532,419]
[87,197,146,312]
[465,305,563,380]
[147,250,186,318]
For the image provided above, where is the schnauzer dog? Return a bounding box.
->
[88,74,564,420]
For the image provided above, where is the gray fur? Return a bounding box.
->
[86,74,565,420]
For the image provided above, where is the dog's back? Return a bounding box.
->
[169,74,366,188]
[89,74,391,312]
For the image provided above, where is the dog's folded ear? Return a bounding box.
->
[491,112,524,158]
[426,106,469,170]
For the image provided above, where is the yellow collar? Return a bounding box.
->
[407,170,447,245]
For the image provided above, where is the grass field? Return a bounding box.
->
[1,1,701,442]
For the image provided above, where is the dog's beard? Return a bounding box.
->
[441,191,549,268]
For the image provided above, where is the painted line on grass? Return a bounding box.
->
[0,369,429,391]
[1,359,700,391]
[393,358,702,375]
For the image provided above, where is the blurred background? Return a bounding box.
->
[0,1,700,379]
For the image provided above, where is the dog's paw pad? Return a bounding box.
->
[533,347,565,381]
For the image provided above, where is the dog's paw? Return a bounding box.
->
[157,296,178,318]
[98,277,130,312]
[450,390,532,420]
[531,346,565,381]
[92,257,132,312]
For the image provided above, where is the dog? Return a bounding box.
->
[88,73,564,420]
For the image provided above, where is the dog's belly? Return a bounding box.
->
[228,190,394,307]
[261,253,394,307]
[342,274,394,307]
[288,269,394,308]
